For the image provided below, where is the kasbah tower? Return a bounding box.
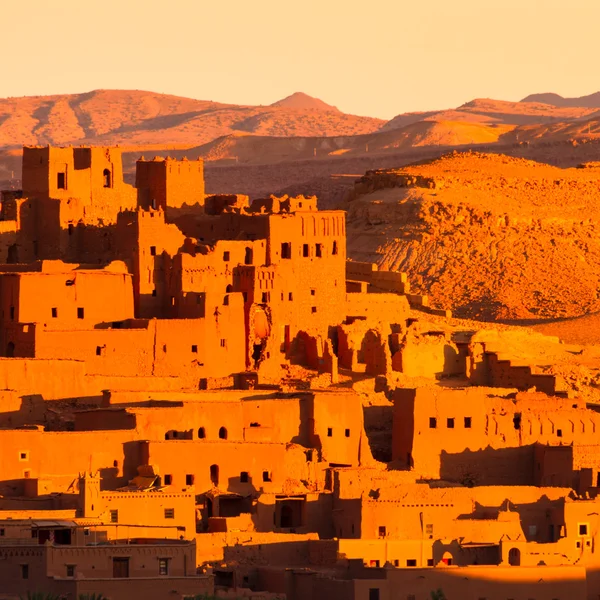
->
[0,144,596,600]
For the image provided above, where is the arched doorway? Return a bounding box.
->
[508,548,520,566]
[218,427,227,440]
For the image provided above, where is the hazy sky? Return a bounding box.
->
[4,0,600,119]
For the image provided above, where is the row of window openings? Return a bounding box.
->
[56,170,112,190]
[429,417,471,429]
[378,524,433,538]
[160,469,272,488]
[223,249,254,264]
[8,307,85,320]
[327,428,351,438]
[281,241,338,259]
[429,415,568,438]
[110,508,175,523]
[167,427,229,440]
[21,558,170,580]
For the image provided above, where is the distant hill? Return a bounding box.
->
[124,120,514,167]
[382,98,598,131]
[270,92,340,112]
[521,91,600,108]
[0,89,384,149]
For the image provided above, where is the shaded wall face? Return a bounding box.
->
[355,565,587,600]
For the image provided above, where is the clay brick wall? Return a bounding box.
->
[0,262,134,330]
[136,157,204,211]
[142,440,311,497]
[393,387,600,482]
[0,429,142,495]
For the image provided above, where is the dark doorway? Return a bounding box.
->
[112,557,130,578]
[508,547,520,566]
[277,497,305,529]
[210,464,219,486]
[6,342,15,358]
[7,244,18,264]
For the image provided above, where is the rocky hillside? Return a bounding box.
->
[345,152,600,321]
[0,89,384,149]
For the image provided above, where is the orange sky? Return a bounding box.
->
[5,0,600,119]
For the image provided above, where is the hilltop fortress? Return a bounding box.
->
[0,146,598,599]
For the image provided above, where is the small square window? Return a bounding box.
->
[150,246,156,256]
[406,559,417,567]
[311,306,317,313]
[425,523,433,535]
[96,346,102,356]
[579,523,588,536]
[223,251,230,261]
[77,307,84,319]
[303,243,309,257]
[0,529,5,536]
[345,428,350,437]
[185,474,194,486]
[281,243,291,259]
[66,565,75,577]
[369,589,380,600]
[19,452,28,461]
[557,429,563,437]
[427,558,434,566]
[447,418,455,429]
[464,416,472,428]
[191,345,198,353]
[240,471,249,483]
[164,474,172,485]
[110,510,118,523]
[152,289,157,297]
[220,339,226,348]
[262,292,269,303]
[429,417,437,429]
[164,508,175,519]
[393,559,399,567]
[288,292,293,301]
[310,289,316,296]
[51,307,58,318]
[327,427,333,437]
[57,172,66,189]
[378,526,386,537]
[263,471,272,482]
[315,243,322,257]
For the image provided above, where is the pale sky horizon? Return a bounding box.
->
[4,0,600,120]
